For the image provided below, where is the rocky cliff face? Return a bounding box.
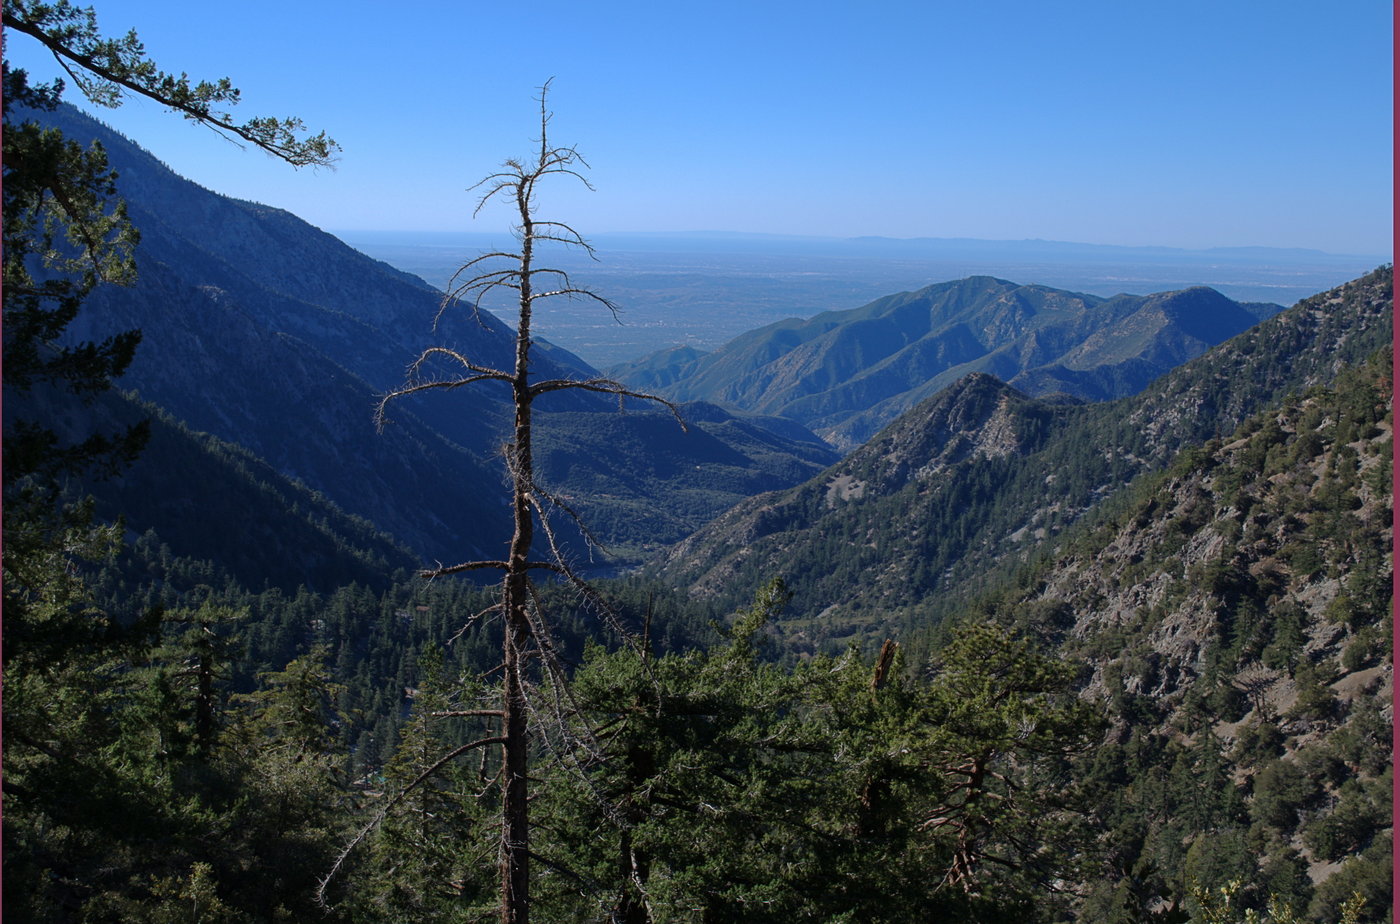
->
[860,373,1053,490]
[655,373,1065,612]
[1028,355,1390,712]
[990,347,1392,918]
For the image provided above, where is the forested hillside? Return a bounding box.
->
[655,267,1392,645]
[9,342,1387,922]
[948,347,1393,919]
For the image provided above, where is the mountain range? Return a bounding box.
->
[613,276,1282,450]
[29,100,1322,580]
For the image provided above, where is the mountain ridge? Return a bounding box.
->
[652,266,1392,639]
[977,346,1394,918]
[613,275,1282,451]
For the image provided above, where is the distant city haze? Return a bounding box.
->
[338,230,1385,367]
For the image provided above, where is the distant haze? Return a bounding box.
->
[338,230,1385,367]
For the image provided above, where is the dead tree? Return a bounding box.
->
[368,81,679,924]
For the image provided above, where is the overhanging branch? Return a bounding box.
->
[3,6,338,167]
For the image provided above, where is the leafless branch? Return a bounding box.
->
[527,481,607,559]
[405,346,510,382]
[531,165,594,188]
[447,602,504,646]
[439,278,525,327]
[526,286,618,314]
[375,377,502,429]
[529,378,687,428]
[420,560,509,578]
[316,734,507,905]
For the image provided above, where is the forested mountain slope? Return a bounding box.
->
[19,378,417,591]
[18,102,837,572]
[958,347,1393,920]
[613,275,1281,451]
[32,100,548,559]
[14,342,1389,923]
[655,267,1392,641]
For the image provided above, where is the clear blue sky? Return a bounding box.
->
[4,0,1392,255]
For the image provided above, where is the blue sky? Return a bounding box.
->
[4,1,1392,254]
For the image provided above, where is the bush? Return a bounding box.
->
[1286,666,1338,723]
[1249,760,1318,830]
[1301,776,1390,863]
[1339,627,1382,673]
[1183,827,1256,897]
[1232,720,1284,767]
[1308,840,1391,924]
[1259,846,1313,915]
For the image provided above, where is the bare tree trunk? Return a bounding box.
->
[499,201,538,924]
[500,606,530,923]
[372,81,682,924]
[615,826,650,924]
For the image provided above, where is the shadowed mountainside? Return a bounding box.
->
[16,103,838,575]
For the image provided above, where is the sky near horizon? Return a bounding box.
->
[3,1,1392,255]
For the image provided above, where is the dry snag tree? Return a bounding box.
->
[345,82,680,924]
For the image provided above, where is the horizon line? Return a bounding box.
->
[328,228,1390,262]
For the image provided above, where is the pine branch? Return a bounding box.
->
[4,1,338,166]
